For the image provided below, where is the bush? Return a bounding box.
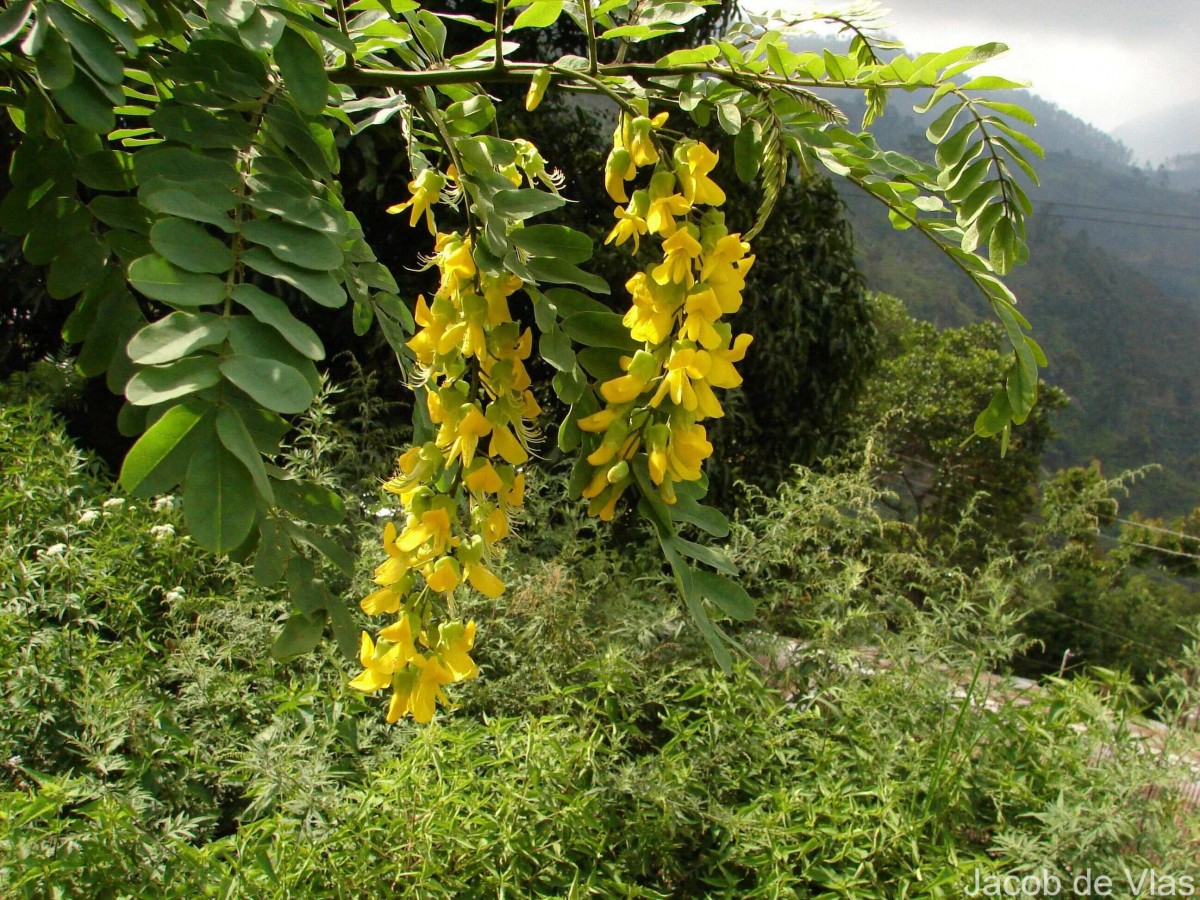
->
[2,387,1197,897]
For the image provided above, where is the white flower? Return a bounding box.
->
[40,543,67,558]
[154,496,176,512]
[102,498,125,510]
[150,524,176,541]
[77,510,100,526]
[164,588,185,603]
[374,507,396,518]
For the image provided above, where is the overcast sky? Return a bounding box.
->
[749,1,1200,133]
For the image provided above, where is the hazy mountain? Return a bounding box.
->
[1113,100,1200,167]
[827,86,1200,515]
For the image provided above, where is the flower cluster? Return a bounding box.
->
[586,123,753,516]
[352,228,538,723]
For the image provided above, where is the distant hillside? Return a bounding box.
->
[1114,100,1200,167]
[824,84,1200,516]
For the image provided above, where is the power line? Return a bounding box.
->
[1107,517,1200,547]
[1039,201,1200,224]
[1098,533,1200,562]
[1037,212,1200,234]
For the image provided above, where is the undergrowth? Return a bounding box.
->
[1,382,1197,898]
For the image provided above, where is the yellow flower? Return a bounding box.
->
[652,228,702,286]
[604,147,635,202]
[425,555,460,593]
[599,349,660,405]
[434,620,480,681]
[622,272,683,345]
[707,332,753,389]
[386,654,456,724]
[679,286,725,350]
[674,141,726,207]
[606,191,650,254]
[645,172,691,236]
[667,421,713,482]
[650,347,723,419]
[348,628,416,695]
[387,169,445,234]
[624,115,659,167]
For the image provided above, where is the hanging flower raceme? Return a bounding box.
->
[586,136,754,513]
[353,214,539,723]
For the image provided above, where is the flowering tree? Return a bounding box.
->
[0,0,1043,722]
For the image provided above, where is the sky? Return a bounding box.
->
[746,0,1200,134]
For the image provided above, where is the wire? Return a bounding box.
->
[1098,534,1200,562]
[1036,212,1200,234]
[1032,606,1185,660]
[1107,517,1200,546]
[1039,201,1200,223]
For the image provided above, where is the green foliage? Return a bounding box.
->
[2,390,1198,895]
[851,294,1065,548]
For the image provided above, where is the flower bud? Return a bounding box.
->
[526,69,551,111]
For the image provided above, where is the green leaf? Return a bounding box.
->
[492,188,565,220]
[511,224,592,263]
[127,311,229,365]
[244,190,346,236]
[716,102,741,135]
[671,493,730,538]
[445,95,495,135]
[538,326,575,371]
[274,478,345,526]
[511,0,562,30]
[232,284,324,360]
[150,103,254,149]
[149,218,234,274]
[692,568,754,621]
[925,99,965,143]
[286,556,330,617]
[128,254,226,307]
[960,75,1029,91]
[74,150,136,191]
[678,563,733,673]
[241,247,346,308]
[46,233,107,299]
[559,311,636,349]
[52,75,115,134]
[935,120,980,170]
[275,26,329,115]
[326,596,358,661]
[135,147,241,193]
[254,519,291,586]
[208,0,257,28]
[46,1,123,84]
[35,27,75,90]
[242,218,343,271]
[672,537,738,576]
[524,256,608,294]
[271,613,324,660]
[544,286,609,317]
[576,346,623,381]
[126,355,221,406]
[184,437,258,553]
[141,188,236,233]
[217,406,275,504]
[89,196,153,233]
[285,523,354,576]
[657,45,719,66]
[0,0,34,46]
[219,354,315,415]
[119,398,214,497]
[973,388,1012,437]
